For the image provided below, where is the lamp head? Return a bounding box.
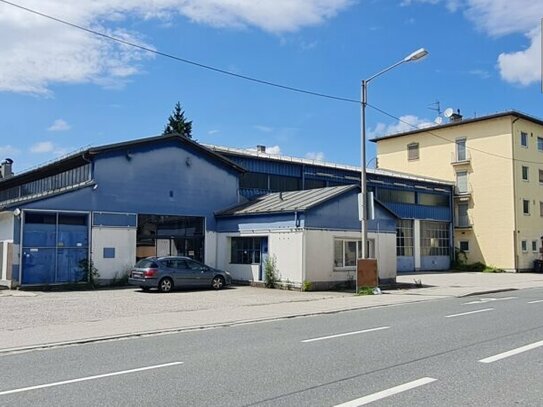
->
[404,48,428,62]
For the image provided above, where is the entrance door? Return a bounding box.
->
[22,211,89,285]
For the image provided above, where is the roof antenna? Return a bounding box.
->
[428,100,443,125]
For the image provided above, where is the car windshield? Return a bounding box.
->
[135,259,158,268]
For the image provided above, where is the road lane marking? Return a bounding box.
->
[445,308,494,318]
[0,362,183,396]
[301,327,390,343]
[479,340,543,363]
[333,377,437,407]
[528,300,543,304]
[463,297,516,305]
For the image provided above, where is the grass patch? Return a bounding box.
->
[356,286,375,296]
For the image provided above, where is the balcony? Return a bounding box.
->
[455,215,473,229]
[454,184,472,200]
[451,151,471,166]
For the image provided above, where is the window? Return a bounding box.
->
[239,172,268,190]
[538,137,543,152]
[418,193,449,207]
[457,203,469,227]
[397,220,413,256]
[420,221,450,256]
[407,143,419,161]
[459,241,470,252]
[269,175,301,192]
[230,237,261,264]
[539,169,543,183]
[520,131,528,147]
[304,179,326,189]
[334,239,361,268]
[456,171,468,194]
[540,201,543,217]
[456,138,467,161]
[521,240,528,252]
[377,188,415,204]
[522,166,529,181]
[523,199,530,215]
[532,240,538,252]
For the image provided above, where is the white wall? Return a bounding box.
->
[0,212,14,241]
[269,231,303,283]
[91,227,136,281]
[205,231,217,268]
[304,230,397,284]
[216,232,262,281]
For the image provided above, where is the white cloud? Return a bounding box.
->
[0,0,353,94]
[254,125,273,133]
[0,145,21,156]
[246,145,281,154]
[208,129,220,135]
[498,29,541,86]
[30,141,55,154]
[402,0,543,86]
[47,119,71,132]
[305,151,325,161]
[369,115,434,138]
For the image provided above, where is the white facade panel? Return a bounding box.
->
[269,231,303,284]
[205,231,217,268]
[91,227,136,282]
[0,212,14,241]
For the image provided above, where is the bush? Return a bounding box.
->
[356,286,374,296]
[302,280,312,292]
[264,255,279,288]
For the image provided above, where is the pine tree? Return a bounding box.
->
[162,102,193,138]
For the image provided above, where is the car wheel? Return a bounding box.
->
[158,278,173,293]
[211,275,225,290]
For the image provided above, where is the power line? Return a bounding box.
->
[368,103,543,166]
[3,0,542,166]
[0,0,360,104]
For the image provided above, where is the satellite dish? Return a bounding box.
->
[444,108,454,118]
[434,116,443,125]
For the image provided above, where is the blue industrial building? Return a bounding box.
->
[0,135,454,289]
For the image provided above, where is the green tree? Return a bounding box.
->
[163,102,193,138]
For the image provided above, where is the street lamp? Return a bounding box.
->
[359,48,428,269]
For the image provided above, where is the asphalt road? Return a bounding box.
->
[2,288,543,406]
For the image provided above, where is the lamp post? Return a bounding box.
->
[359,48,428,266]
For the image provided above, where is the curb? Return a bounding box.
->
[458,288,518,297]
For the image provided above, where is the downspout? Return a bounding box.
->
[511,117,520,272]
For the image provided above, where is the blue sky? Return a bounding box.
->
[0,0,541,173]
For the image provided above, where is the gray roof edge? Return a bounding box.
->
[370,110,543,142]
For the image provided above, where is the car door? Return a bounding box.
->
[186,260,212,287]
[171,259,194,287]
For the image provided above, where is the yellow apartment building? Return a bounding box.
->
[374,111,543,272]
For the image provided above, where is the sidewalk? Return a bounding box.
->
[2,272,543,353]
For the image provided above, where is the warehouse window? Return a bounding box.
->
[239,172,268,190]
[269,175,301,192]
[418,193,449,207]
[407,143,419,161]
[420,221,450,256]
[377,188,415,204]
[397,220,413,256]
[230,237,261,264]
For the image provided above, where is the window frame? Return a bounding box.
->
[230,237,262,265]
[455,138,467,162]
[521,166,529,181]
[520,131,528,148]
[532,240,538,253]
[334,238,363,269]
[521,240,528,252]
[407,143,419,161]
[459,241,470,252]
[538,136,543,152]
[523,199,530,215]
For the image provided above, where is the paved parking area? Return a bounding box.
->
[0,286,350,332]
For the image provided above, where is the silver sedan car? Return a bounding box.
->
[128,256,232,293]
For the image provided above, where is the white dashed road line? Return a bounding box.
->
[463,297,517,305]
[479,340,543,364]
[528,299,543,304]
[445,308,494,318]
[301,327,390,343]
[333,377,437,407]
[0,362,184,396]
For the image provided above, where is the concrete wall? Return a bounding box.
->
[377,116,517,270]
[91,227,137,282]
[0,212,14,241]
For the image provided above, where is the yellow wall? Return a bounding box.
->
[376,116,518,270]
[512,118,543,270]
